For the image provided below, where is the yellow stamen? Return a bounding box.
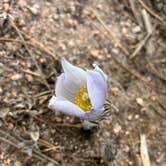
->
[75,87,92,112]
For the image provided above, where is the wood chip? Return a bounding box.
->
[140,134,151,166]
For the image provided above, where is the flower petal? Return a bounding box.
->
[48,96,86,118]
[87,70,107,110]
[56,73,80,102]
[93,64,108,81]
[61,58,87,87]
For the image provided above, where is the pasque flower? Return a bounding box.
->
[48,58,107,120]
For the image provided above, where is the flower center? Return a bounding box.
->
[75,87,92,112]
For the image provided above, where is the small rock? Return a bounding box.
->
[132,26,141,33]
[113,123,122,134]
[3,3,10,11]
[141,107,147,112]
[55,117,62,123]
[30,131,40,142]
[11,73,22,80]
[53,13,59,20]
[112,48,120,55]
[3,0,10,2]
[28,4,40,15]
[14,161,21,166]
[127,114,133,121]
[18,0,27,7]
[123,145,130,152]
[8,123,14,130]
[47,163,55,166]
[18,18,26,27]
[136,97,144,106]
[65,18,74,28]
[151,95,157,101]
[0,108,10,118]
[135,114,140,119]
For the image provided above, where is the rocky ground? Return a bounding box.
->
[0,0,166,166]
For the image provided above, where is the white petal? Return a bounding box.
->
[61,58,87,87]
[48,96,86,118]
[87,70,107,110]
[56,73,80,102]
[93,63,107,81]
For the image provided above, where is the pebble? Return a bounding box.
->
[28,4,40,15]
[136,97,144,106]
[14,161,22,166]
[127,114,133,121]
[132,26,141,33]
[113,123,122,134]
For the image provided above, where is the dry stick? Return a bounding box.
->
[0,136,47,162]
[142,8,155,57]
[129,33,151,59]
[0,129,60,165]
[0,38,56,80]
[38,139,60,152]
[141,10,166,82]
[129,0,143,27]
[140,134,151,166]
[142,9,153,34]
[21,32,58,61]
[34,90,53,98]
[8,15,50,89]
[113,56,149,84]
[21,69,41,77]
[112,56,166,94]
[153,58,166,64]
[92,9,129,55]
[34,149,60,165]
[158,100,166,112]
[0,37,57,61]
[149,105,166,119]
[148,62,166,82]
[32,39,57,61]
[138,0,166,26]
[33,115,83,128]
[129,9,153,59]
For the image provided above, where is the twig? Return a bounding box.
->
[138,0,166,26]
[91,9,129,55]
[38,139,60,152]
[21,69,41,77]
[142,9,152,34]
[113,56,149,84]
[129,0,142,27]
[0,136,48,162]
[140,134,151,166]
[33,149,60,165]
[0,37,57,61]
[33,116,83,128]
[8,14,50,89]
[112,56,166,94]
[129,33,151,59]
[142,9,155,57]
[34,90,53,98]
[0,129,60,165]
[147,62,166,82]
[129,9,154,59]
[157,99,166,112]
[149,105,166,119]
[153,58,166,64]
[21,32,58,61]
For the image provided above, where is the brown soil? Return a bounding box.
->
[0,0,166,166]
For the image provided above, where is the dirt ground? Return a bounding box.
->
[0,0,166,166]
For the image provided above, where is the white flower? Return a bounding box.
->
[48,58,107,120]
